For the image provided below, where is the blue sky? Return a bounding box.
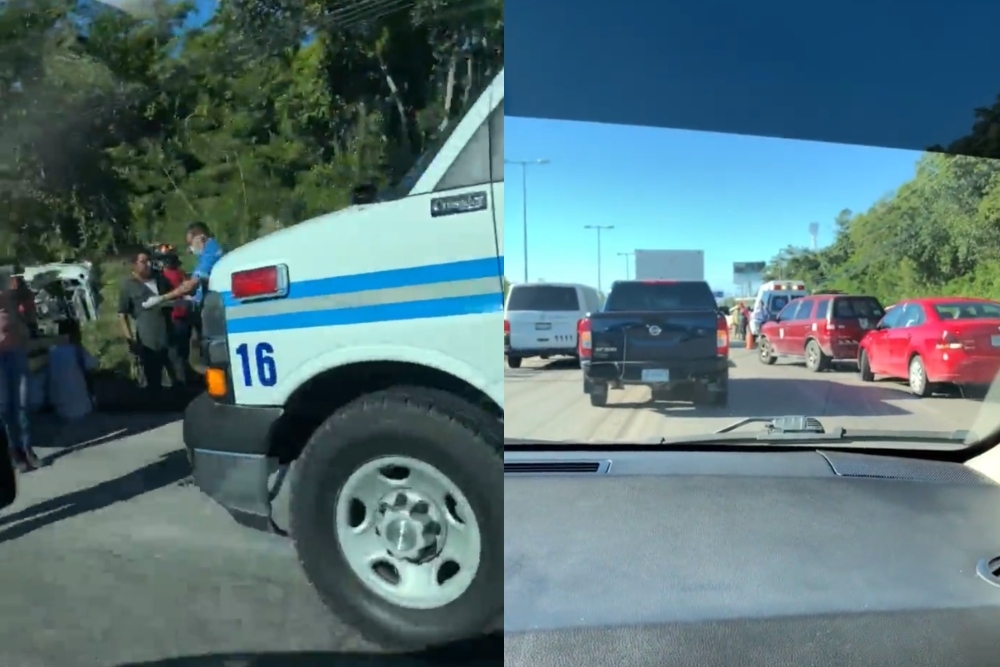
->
[505,118,924,296]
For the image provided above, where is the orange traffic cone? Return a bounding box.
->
[746,332,755,350]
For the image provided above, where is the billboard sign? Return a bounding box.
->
[733,261,765,286]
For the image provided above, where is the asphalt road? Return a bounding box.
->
[0,413,375,667]
[504,343,990,442]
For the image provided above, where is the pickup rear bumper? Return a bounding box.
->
[583,357,729,389]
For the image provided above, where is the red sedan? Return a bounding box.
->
[858,297,1000,396]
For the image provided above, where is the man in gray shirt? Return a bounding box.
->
[118,249,175,393]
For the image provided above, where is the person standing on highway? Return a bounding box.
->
[0,277,39,471]
[159,253,195,385]
[738,305,749,340]
[142,222,225,344]
[119,250,175,394]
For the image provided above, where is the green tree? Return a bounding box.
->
[761,102,1000,307]
[0,0,503,369]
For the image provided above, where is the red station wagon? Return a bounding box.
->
[858,297,1000,396]
[758,293,884,372]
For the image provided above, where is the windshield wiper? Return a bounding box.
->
[503,415,971,449]
[657,415,970,446]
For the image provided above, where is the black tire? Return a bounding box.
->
[506,356,522,369]
[709,390,729,407]
[589,385,609,407]
[758,337,777,365]
[650,389,670,402]
[858,350,874,382]
[804,339,829,373]
[694,375,728,407]
[709,374,730,407]
[288,387,502,650]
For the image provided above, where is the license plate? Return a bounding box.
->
[641,369,670,383]
[991,335,1000,347]
[535,322,552,330]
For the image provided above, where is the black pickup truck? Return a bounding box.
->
[580,280,729,407]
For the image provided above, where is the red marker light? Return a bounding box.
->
[231,265,288,301]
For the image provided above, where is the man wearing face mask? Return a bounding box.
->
[142,222,225,326]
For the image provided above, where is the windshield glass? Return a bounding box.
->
[834,297,884,319]
[767,294,799,313]
[504,7,1000,454]
[507,285,580,311]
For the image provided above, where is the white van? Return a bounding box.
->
[184,69,503,650]
[750,280,808,334]
[504,282,602,368]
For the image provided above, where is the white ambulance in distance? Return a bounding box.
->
[183,70,503,650]
[750,280,808,335]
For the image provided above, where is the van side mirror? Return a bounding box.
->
[350,183,378,205]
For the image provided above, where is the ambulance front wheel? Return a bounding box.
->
[288,386,502,650]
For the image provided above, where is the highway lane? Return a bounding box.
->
[0,414,371,667]
[504,345,989,442]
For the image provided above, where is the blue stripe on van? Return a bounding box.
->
[222,256,503,307]
[226,292,502,334]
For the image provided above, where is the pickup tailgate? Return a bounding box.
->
[591,280,722,364]
[590,310,719,363]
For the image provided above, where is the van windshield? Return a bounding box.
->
[380,75,501,201]
[507,286,581,311]
[766,293,801,313]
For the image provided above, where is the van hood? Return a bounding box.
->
[208,204,374,292]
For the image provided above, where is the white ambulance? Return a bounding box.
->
[750,279,808,335]
[183,70,504,649]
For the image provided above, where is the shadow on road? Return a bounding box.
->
[0,450,190,544]
[115,633,501,667]
[32,412,180,467]
[605,377,918,418]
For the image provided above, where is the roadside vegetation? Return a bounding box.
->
[764,100,1000,305]
[0,0,503,374]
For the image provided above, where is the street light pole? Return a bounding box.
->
[505,159,550,283]
[584,225,614,292]
[617,252,634,279]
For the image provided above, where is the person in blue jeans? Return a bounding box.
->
[0,282,39,471]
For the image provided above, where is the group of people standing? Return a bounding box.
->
[0,221,225,475]
[118,221,225,394]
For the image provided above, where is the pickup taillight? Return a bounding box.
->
[504,319,510,336]
[717,315,729,357]
[577,318,592,359]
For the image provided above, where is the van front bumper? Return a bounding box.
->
[183,393,285,532]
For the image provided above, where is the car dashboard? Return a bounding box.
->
[504,446,1000,666]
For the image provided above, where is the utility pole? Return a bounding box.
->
[584,225,614,292]
[505,159,550,283]
[617,251,634,279]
